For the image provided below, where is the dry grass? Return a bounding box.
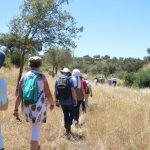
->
[0,68,150,150]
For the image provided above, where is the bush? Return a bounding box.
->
[3,58,12,68]
[115,71,126,79]
[134,69,150,88]
[124,73,136,87]
[11,52,21,67]
[124,69,150,88]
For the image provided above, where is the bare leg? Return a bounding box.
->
[31,123,42,150]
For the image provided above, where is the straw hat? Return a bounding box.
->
[60,67,71,73]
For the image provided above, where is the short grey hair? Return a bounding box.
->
[28,56,42,68]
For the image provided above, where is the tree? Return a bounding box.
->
[146,48,150,62]
[83,55,93,64]
[123,58,144,72]
[0,0,83,92]
[102,55,110,61]
[44,48,72,77]
[147,48,150,55]
[0,33,40,66]
[93,55,100,60]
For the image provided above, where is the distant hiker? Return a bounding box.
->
[94,78,98,86]
[112,78,117,87]
[107,77,117,87]
[0,50,8,150]
[82,75,92,112]
[55,68,77,135]
[80,75,88,113]
[13,56,54,150]
[107,78,112,86]
[72,69,86,125]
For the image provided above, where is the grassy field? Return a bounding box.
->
[0,68,150,150]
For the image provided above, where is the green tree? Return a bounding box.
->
[83,55,93,64]
[44,48,72,77]
[147,48,150,55]
[0,0,82,91]
[93,55,101,60]
[146,48,150,62]
[0,33,39,66]
[102,55,110,61]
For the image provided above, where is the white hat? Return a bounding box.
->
[60,67,71,73]
[83,74,88,79]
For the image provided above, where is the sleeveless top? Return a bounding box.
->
[21,70,47,124]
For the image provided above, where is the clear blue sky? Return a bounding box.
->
[0,0,150,59]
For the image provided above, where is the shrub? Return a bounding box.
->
[124,69,150,88]
[124,73,136,87]
[135,69,150,88]
[3,58,12,68]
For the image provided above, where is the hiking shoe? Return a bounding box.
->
[65,124,71,135]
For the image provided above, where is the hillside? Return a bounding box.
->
[0,68,150,150]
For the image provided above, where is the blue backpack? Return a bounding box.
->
[22,73,42,105]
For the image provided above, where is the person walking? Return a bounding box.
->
[0,51,8,150]
[72,69,86,125]
[13,56,54,150]
[55,68,77,136]
[94,78,98,86]
[82,75,92,112]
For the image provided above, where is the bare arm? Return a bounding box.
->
[54,88,58,101]
[43,75,54,109]
[13,80,22,117]
[71,87,77,106]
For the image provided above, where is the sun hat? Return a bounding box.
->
[0,50,5,68]
[60,67,71,73]
[79,73,84,78]
[83,74,88,79]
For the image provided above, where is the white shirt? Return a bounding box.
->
[94,79,98,85]
[0,79,7,107]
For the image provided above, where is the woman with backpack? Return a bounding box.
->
[0,51,8,150]
[13,56,54,150]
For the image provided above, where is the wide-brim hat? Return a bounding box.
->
[60,67,71,73]
[0,50,5,68]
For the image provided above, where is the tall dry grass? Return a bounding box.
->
[0,68,150,150]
